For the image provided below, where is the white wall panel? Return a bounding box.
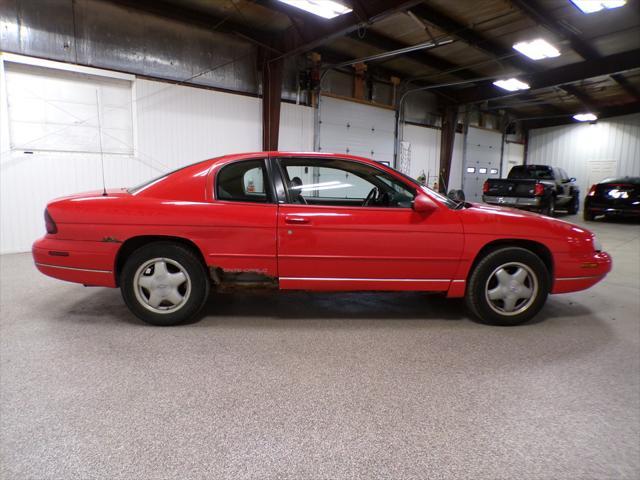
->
[528,113,640,196]
[503,142,525,177]
[400,125,465,193]
[135,79,262,175]
[1,67,317,253]
[278,102,314,152]
[403,124,440,187]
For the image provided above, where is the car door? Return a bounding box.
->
[203,158,278,277]
[275,157,464,291]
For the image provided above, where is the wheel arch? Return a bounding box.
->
[114,235,208,286]
[468,239,554,283]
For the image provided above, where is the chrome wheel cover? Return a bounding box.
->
[484,262,538,316]
[133,257,191,314]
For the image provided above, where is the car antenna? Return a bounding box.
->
[96,89,107,196]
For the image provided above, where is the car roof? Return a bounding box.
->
[599,176,640,184]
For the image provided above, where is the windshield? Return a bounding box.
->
[508,165,553,180]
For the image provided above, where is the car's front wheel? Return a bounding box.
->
[465,247,549,326]
[120,242,210,326]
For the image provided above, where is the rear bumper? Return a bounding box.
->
[552,251,612,294]
[483,195,542,208]
[32,236,118,287]
[585,203,640,218]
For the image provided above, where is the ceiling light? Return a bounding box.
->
[493,78,531,92]
[277,0,352,19]
[570,0,626,14]
[573,113,598,121]
[513,39,561,60]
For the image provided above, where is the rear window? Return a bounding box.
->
[508,165,554,180]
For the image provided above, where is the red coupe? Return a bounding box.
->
[33,152,611,326]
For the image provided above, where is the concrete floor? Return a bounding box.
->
[1,216,639,480]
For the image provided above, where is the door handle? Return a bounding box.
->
[285,216,310,225]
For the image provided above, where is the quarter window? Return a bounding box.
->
[216,160,270,203]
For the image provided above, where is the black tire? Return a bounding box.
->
[567,194,579,215]
[541,196,555,217]
[583,208,595,221]
[120,242,210,326]
[465,247,549,326]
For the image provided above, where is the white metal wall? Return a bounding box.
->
[0,58,313,253]
[503,142,525,177]
[528,113,640,196]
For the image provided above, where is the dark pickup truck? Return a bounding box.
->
[482,165,580,216]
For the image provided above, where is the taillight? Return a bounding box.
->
[482,180,489,193]
[588,184,597,196]
[44,209,57,234]
[534,183,544,196]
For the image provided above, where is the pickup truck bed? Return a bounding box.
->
[483,165,580,216]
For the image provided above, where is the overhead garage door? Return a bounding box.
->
[462,126,502,202]
[317,95,395,164]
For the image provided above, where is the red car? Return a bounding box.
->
[33,152,611,326]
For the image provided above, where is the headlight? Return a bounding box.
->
[592,235,602,252]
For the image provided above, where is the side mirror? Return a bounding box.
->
[413,194,436,213]
[570,177,576,182]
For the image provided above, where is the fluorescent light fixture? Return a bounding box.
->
[570,0,626,14]
[513,39,561,60]
[493,78,531,92]
[573,113,598,121]
[278,0,352,19]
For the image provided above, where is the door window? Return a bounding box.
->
[216,159,271,203]
[279,158,415,208]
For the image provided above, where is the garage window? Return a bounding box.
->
[216,160,271,203]
[5,62,134,155]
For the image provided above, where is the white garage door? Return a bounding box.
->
[462,127,502,202]
[317,95,395,164]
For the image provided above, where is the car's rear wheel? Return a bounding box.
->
[465,247,549,326]
[120,242,209,326]
[541,197,555,217]
[583,208,595,221]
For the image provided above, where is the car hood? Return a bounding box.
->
[460,202,592,240]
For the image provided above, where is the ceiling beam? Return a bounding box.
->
[256,0,425,59]
[409,3,534,73]
[107,0,275,48]
[453,48,640,104]
[509,0,640,103]
[409,3,605,111]
[510,0,600,60]
[523,101,640,129]
[345,30,476,79]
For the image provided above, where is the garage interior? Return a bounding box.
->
[1,0,639,478]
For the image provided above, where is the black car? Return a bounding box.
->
[584,176,640,221]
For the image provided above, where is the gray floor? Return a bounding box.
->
[1,216,639,480]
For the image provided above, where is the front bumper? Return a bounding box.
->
[483,195,541,208]
[551,251,612,294]
[32,236,118,287]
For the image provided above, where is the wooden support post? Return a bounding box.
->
[262,51,284,151]
[353,62,367,100]
[390,76,401,106]
[439,105,458,194]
